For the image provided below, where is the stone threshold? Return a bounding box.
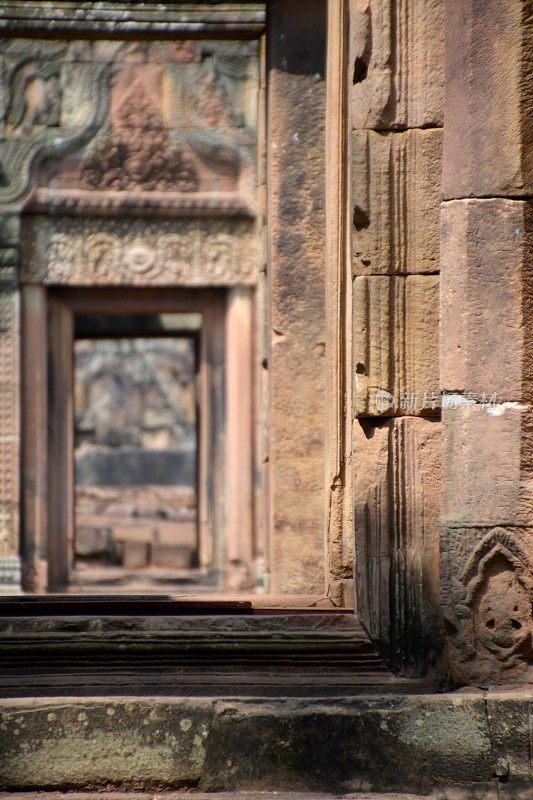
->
[0,613,403,696]
[0,794,492,800]
[0,691,531,796]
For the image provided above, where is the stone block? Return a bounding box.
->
[443,0,533,198]
[0,698,213,789]
[354,416,442,674]
[0,694,521,794]
[120,539,151,569]
[352,129,442,275]
[442,403,533,527]
[148,40,201,64]
[440,524,533,685]
[350,0,444,130]
[440,199,533,402]
[354,275,439,416]
[486,689,533,789]
[269,336,325,595]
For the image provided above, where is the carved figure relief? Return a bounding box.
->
[474,558,532,664]
[448,528,533,679]
[80,82,198,192]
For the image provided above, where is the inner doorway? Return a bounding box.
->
[72,313,203,593]
[20,286,256,595]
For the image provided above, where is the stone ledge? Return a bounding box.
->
[0,692,531,795]
[0,794,499,800]
[0,794,510,800]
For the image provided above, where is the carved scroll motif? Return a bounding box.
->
[0,58,110,206]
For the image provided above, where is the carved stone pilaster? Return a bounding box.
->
[0,212,20,567]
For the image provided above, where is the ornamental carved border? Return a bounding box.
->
[21,215,258,287]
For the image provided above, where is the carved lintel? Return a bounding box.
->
[0,3,266,37]
[21,215,258,287]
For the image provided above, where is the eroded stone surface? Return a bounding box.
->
[352,129,442,275]
[441,525,533,685]
[442,404,533,527]
[443,0,533,198]
[354,416,442,674]
[349,0,444,130]
[440,199,533,402]
[267,0,326,594]
[354,275,439,416]
[1,693,530,794]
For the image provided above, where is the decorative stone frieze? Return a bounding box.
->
[21,215,258,287]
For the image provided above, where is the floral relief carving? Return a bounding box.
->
[80,82,198,193]
[85,233,121,278]
[21,216,257,287]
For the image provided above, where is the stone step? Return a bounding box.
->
[0,691,531,797]
[0,612,399,697]
[0,795,447,800]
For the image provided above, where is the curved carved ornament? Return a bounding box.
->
[0,51,109,207]
[447,527,533,682]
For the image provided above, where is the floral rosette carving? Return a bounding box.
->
[123,240,159,277]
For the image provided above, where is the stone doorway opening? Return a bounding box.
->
[72,313,203,593]
[22,286,256,596]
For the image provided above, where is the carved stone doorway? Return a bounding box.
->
[21,286,255,595]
